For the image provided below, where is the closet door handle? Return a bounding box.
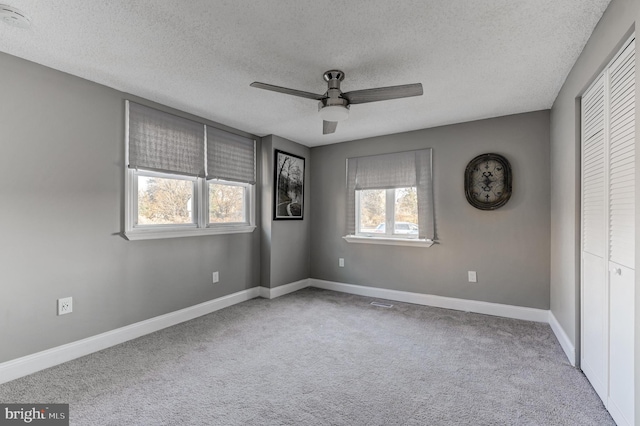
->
[608,264,623,275]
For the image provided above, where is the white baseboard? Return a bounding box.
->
[0,287,261,385]
[309,279,549,323]
[548,311,576,366]
[258,286,271,298]
[259,279,310,299]
[0,278,566,386]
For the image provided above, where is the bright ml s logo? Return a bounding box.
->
[0,404,68,425]
[3,407,46,423]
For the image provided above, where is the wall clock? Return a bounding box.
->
[464,153,512,210]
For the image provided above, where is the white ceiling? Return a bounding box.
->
[0,1,611,147]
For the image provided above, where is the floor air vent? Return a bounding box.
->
[370,301,393,308]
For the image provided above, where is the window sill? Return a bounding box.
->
[342,235,435,247]
[124,225,256,241]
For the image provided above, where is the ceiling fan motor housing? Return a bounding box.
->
[319,70,349,121]
[323,70,345,86]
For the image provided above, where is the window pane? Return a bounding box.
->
[209,183,245,223]
[358,189,386,233]
[138,176,194,225]
[394,187,418,235]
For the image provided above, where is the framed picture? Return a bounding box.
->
[274,149,305,220]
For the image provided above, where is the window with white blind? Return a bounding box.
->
[343,149,435,247]
[124,101,256,240]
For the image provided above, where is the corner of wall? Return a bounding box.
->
[260,135,274,288]
[260,135,312,289]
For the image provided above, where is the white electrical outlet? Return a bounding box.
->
[58,297,73,315]
[339,258,344,267]
[212,271,219,283]
[468,271,477,283]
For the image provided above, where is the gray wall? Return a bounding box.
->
[260,135,311,288]
[310,111,551,309]
[0,52,261,363]
[549,0,638,365]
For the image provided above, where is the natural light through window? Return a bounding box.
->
[208,182,246,224]
[357,187,418,238]
[137,175,195,226]
[357,189,386,234]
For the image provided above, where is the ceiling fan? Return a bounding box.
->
[250,70,423,135]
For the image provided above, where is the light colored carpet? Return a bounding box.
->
[0,288,613,425]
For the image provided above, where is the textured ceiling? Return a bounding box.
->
[0,1,611,146]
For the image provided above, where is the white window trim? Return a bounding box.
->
[124,169,255,241]
[343,235,435,247]
[205,178,256,229]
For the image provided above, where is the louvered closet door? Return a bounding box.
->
[581,73,608,402]
[607,39,635,426]
[581,36,635,426]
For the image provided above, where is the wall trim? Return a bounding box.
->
[258,286,271,299]
[548,310,577,366]
[259,279,310,299]
[0,287,261,385]
[309,279,549,323]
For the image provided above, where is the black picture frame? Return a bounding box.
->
[274,149,305,220]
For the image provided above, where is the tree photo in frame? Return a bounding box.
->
[274,150,305,220]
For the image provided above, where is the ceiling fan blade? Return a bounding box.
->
[250,82,325,101]
[323,120,338,135]
[342,83,423,104]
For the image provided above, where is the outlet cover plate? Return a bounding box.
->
[468,271,477,283]
[58,297,73,315]
[212,271,219,283]
[339,258,344,267]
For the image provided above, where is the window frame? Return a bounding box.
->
[131,169,200,229]
[344,149,435,248]
[124,101,256,241]
[205,178,254,228]
[125,169,255,240]
[354,188,420,240]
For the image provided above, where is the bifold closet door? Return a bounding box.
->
[581,73,607,402]
[607,38,635,426]
[581,36,635,426]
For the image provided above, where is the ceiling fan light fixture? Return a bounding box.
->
[319,105,349,122]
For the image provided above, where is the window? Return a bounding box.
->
[125,101,256,240]
[345,149,434,247]
[137,172,196,226]
[208,180,249,224]
[357,187,419,238]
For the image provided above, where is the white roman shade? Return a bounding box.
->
[127,102,205,177]
[206,127,256,184]
[127,101,256,185]
[347,149,434,240]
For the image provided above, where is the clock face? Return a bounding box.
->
[464,154,512,210]
[471,159,505,203]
